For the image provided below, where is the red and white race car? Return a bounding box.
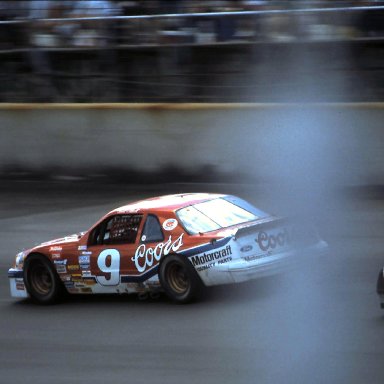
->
[8,193,327,304]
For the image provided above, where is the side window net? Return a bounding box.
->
[89,214,143,246]
[106,215,142,244]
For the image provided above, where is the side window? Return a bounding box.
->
[89,214,143,246]
[140,214,164,243]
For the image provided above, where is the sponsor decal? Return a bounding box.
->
[16,283,25,290]
[54,260,67,265]
[82,270,92,277]
[78,245,87,251]
[190,245,232,267]
[81,251,92,256]
[79,255,90,269]
[195,257,232,272]
[64,281,75,288]
[79,255,90,264]
[61,275,72,282]
[163,218,178,231]
[80,287,93,294]
[132,234,184,273]
[54,259,67,274]
[255,228,290,252]
[243,254,266,262]
[71,274,83,283]
[83,277,97,285]
[56,265,66,274]
[218,257,232,264]
[50,246,62,252]
[240,245,253,253]
[51,253,61,259]
[196,263,215,272]
[67,264,80,271]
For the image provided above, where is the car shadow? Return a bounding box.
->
[10,274,287,308]
[204,274,288,304]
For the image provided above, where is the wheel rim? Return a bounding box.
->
[29,262,53,296]
[166,263,190,294]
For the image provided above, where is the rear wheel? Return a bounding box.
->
[23,254,63,304]
[159,255,204,303]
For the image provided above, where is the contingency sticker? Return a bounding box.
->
[163,218,178,231]
[79,255,90,269]
[54,259,67,274]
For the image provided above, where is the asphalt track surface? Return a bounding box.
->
[0,181,383,384]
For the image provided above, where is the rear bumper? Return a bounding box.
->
[200,240,328,286]
[377,268,384,309]
[8,268,29,298]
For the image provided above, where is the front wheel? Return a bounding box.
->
[159,255,204,303]
[23,254,63,304]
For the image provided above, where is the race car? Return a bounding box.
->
[377,267,384,308]
[8,193,327,304]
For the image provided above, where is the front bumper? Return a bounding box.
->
[377,268,384,309]
[8,268,29,298]
[200,240,328,286]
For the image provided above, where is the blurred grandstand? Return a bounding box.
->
[0,1,384,102]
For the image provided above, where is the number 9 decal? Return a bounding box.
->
[96,249,120,286]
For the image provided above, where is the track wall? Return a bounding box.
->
[1,103,383,186]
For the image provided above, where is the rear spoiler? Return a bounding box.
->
[233,216,289,240]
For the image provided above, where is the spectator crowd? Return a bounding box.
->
[0,1,383,49]
[0,1,383,102]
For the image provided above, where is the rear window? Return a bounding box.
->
[177,198,263,235]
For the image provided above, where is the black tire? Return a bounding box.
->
[23,254,63,304]
[159,255,204,303]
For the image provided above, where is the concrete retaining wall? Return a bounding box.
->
[0,103,383,188]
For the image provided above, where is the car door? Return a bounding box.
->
[86,214,144,288]
[130,213,185,278]
[129,214,165,276]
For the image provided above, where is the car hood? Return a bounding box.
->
[35,233,84,250]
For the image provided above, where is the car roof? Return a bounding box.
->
[110,193,226,215]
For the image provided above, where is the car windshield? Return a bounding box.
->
[176,198,261,235]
